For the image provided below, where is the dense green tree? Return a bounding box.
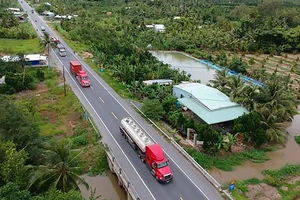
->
[0,142,30,189]
[34,189,84,200]
[29,140,89,193]
[0,182,33,200]
[141,99,166,120]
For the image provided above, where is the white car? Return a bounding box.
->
[41,26,45,31]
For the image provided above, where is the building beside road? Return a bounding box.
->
[173,82,248,125]
[24,54,47,66]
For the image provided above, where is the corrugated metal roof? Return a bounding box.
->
[174,83,237,110]
[178,98,248,124]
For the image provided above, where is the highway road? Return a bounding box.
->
[19,1,224,200]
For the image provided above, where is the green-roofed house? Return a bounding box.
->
[173,83,248,125]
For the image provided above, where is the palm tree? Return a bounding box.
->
[29,140,89,193]
[258,107,288,144]
[234,85,259,111]
[228,75,246,100]
[17,52,26,85]
[209,69,230,93]
[257,80,298,122]
[40,32,52,69]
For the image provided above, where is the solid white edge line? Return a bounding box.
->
[45,21,211,200]
[90,86,94,90]
[52,50,156,200]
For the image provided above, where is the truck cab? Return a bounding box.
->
[76,70,91,87]
[146,144,173,183]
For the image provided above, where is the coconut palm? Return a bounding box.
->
[40,32,52,69]
[17,52,26,84]
[257,80,298,121]
[29,140,89,193]
[258,107,288,144]
[209,69,230,93]
[233,85,259,111]
[228,75,246,100]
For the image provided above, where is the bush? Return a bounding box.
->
[35,69,45,82]
[0,84,16,95]
[72,133,88,148]
[294,135,300,145]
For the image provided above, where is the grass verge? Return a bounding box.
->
[0,38,41,54]
[15,67,108,175]
[186,148,269,171]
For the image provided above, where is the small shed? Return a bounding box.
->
[153,24,165,33]
[143,79,173,86]
[25,54,47,66]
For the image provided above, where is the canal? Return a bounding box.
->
[151,51,217,84]
[80,172,127,200]
[151,50,300,184]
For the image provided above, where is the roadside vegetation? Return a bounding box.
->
[0,1,107,199]
[228,164,300,200]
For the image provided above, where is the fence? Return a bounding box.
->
[130,102,235,200]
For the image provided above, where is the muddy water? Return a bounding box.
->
[211,113,300,184]
[80,172,126,200]
[151,51,217,84]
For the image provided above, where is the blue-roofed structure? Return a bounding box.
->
[173,83,248,125]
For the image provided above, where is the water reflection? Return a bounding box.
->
[80,172,126,200]
[211,113,300,184]
[151,51,216,84]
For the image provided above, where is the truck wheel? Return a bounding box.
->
[140,156,145,163]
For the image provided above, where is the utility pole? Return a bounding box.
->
[63,64,66,96]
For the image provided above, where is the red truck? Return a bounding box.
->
[120,117,173,183]
[70,61,91,87]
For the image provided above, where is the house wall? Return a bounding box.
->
[173,87,191,99]
[26,60,40,66]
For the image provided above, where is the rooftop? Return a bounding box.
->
[174,83,237,110]
[174,83,248,124]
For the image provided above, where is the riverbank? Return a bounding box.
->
[227,164,300,200]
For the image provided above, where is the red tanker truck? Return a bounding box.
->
[120,117,173,183]
[70,61,91,87]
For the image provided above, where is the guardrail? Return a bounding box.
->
[130,102,235,200]
[104,144,140,200]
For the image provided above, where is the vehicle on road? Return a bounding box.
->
[41,26,45,31]
[50,36,60,45]
[70,61,91,87]
[31,10,34,13]
[56,43,67,57]
[120,117,173,183]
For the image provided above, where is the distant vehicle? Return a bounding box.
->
[120,117,173,183]
[31,10,34,13]
[50,36,60,46]
[56,43,66,57]
[41,26,45,31]
[70,61,91,87]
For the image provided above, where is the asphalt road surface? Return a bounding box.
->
[19,1,224,200]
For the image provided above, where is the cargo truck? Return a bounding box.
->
[120,117,173,183]
[70,61,91,87]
